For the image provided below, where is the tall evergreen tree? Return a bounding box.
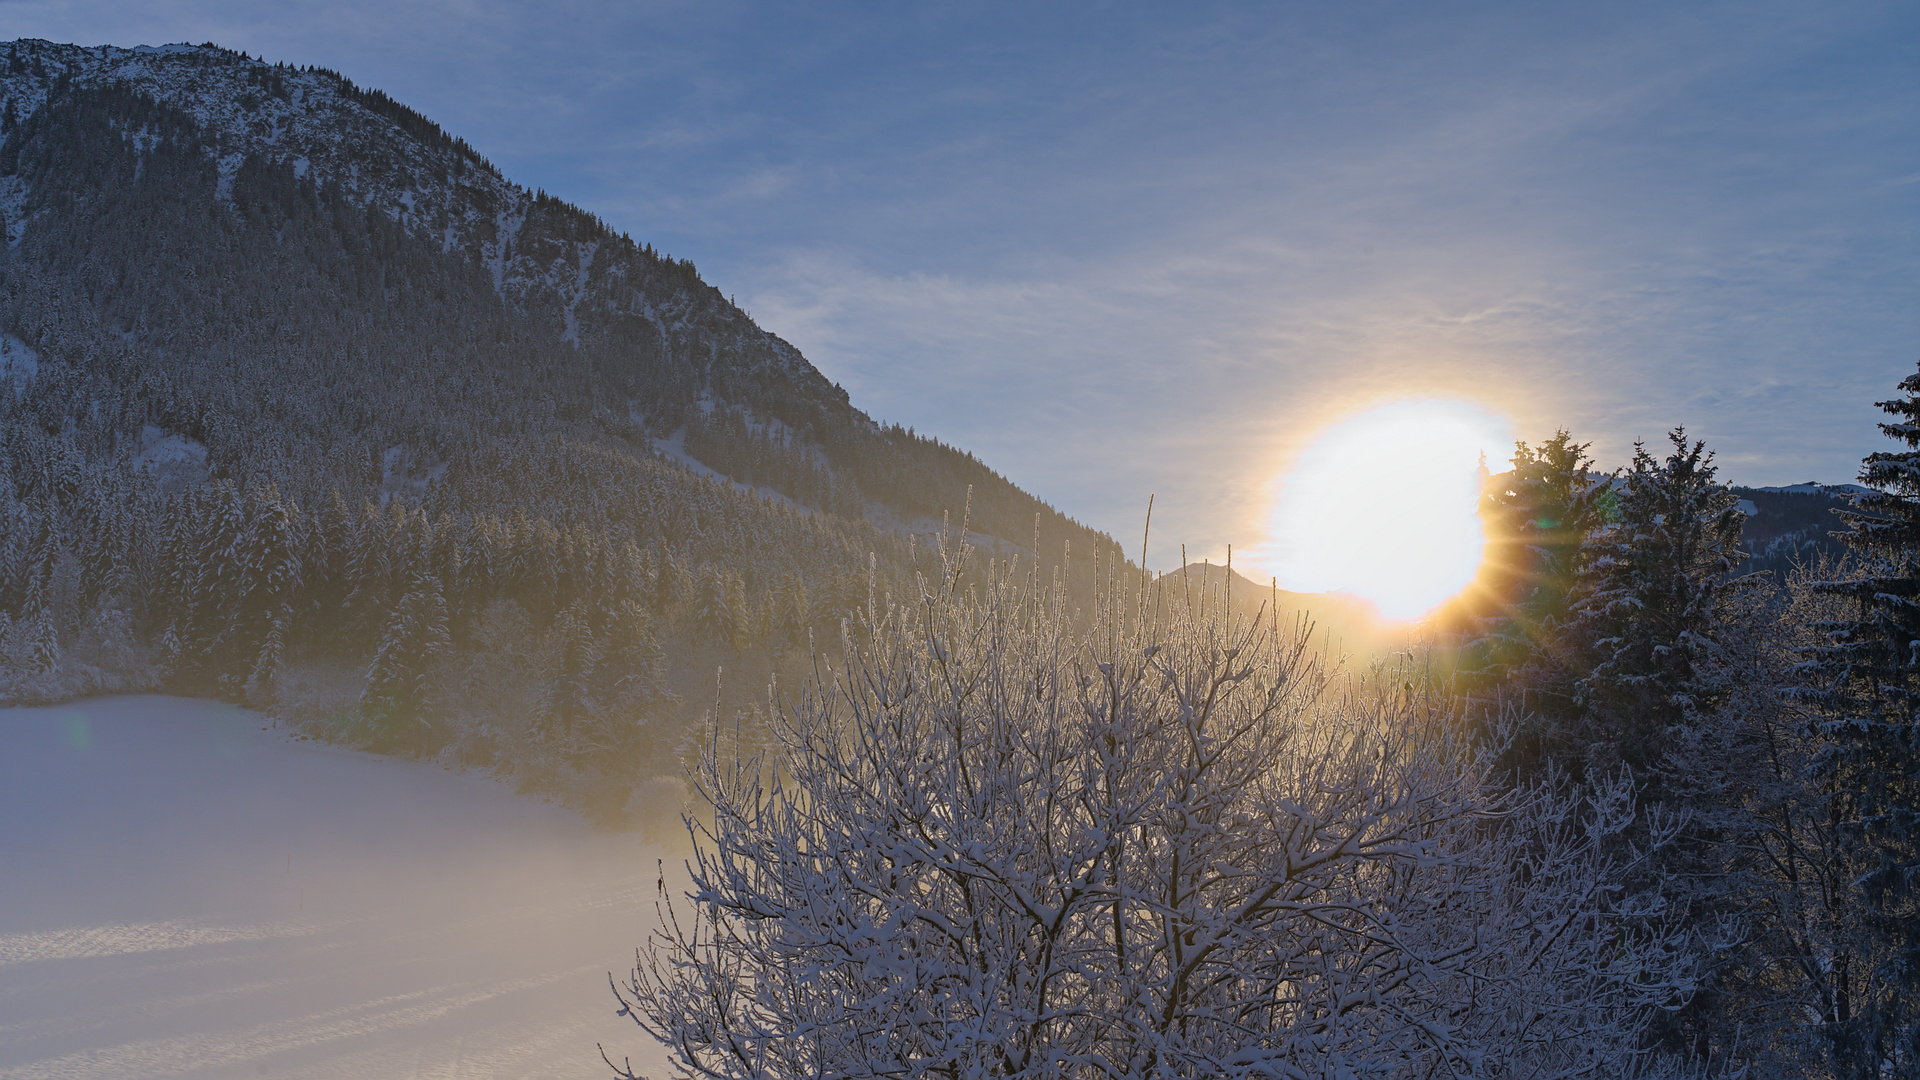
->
[1794,366,1920,1079]
[227,485,301,698]
[1473,430,1752,1065]
[534,597,603,757]
[692,563,740,648]
[1573,428,1749,788]
[1461,431,1606,708]
[360,569,451,751]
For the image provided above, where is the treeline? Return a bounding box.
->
[1431,393,1919,1076]
[1732,484,1856,579]
[0,419,917,810]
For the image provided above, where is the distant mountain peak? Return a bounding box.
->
[0,38,840,420]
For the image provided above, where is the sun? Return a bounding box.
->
[1259,399,1511,620]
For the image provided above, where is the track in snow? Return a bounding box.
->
[0,696,679,1079]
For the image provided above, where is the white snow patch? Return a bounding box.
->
[380,444,447,503]
[652,428,810,514]
[134,426,209,491]
[291,156,309,179]
[865,502,1030,561]
[213,152,245,205]
[652,427,729,485]
[0,919,320,968]
[0,334,40,392]
[0,695,677,1080]
[488,204,527,296]
[560,241,598,347]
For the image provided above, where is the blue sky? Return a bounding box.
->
[4,1,1916,570]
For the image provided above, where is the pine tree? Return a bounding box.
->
[227,485,301,695]
[774,573,814,646]
[0,608,13,692]
[1545,430,1768,1067]
[600,597,667,717]
[1460,431,1606,709]
[305,490,356,615]
[155,621,185,684]
[24,585,59,677]
[1793,365,1920,1078]
[360,569,451,752]
[692,563,739,648]
[534,597,603,758]
[1572,428,1749,788]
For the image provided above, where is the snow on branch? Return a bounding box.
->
[611,545,1696,1079]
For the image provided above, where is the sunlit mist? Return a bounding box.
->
[1262,400,1511,620]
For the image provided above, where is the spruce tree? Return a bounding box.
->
[23,587,58,677]
[1463,431,1606,707]
[1572,428,1749,789]
[227,485,301,695]
[600,597,667,719]
[360,569,451,752]
[693,564,739,648]
[534,597,603,759]
[1794,365,1920,1078]
[1570,429,1772,1069]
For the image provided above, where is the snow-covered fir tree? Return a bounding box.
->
[1792,365,1920,1079]
[1463,430,1606,699]
[360,569,452,751]
[1572,428,1750,790]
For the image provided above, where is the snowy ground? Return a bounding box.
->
[0,697,681,1079]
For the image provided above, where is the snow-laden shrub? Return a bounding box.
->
[611,551,1697,1079]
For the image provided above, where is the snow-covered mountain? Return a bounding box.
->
[0,38,1106,554]
[0,40,837,420]
[0,38,1133,814]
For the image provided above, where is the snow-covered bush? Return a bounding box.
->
[611,550,1697,1079]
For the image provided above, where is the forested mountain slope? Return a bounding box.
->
[0,39,1128,817]
[1729,484,1855,579]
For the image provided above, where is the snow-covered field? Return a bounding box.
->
[0,697,678,1079]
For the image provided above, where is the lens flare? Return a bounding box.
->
[1260,399,1510,620]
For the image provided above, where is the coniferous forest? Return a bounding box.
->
[0,40,1123,816]
[1,39,1915,1079]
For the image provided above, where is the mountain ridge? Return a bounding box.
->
[0,37,1151,819]
[0,37,1106,558]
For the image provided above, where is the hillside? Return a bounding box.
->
[1730,483,1857,579]
[0,39,1133,816]
[0,39,1112,551]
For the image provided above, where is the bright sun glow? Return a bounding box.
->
[1264,399,1511,621]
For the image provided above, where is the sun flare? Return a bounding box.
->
[1261,399,1511,621]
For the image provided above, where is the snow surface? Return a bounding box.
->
[0,697,677,1080]
[134,426,210,493]
[380,444,448,502]
[0,334,38,392]
[651,427,812,514]
[863,501,1031,562]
